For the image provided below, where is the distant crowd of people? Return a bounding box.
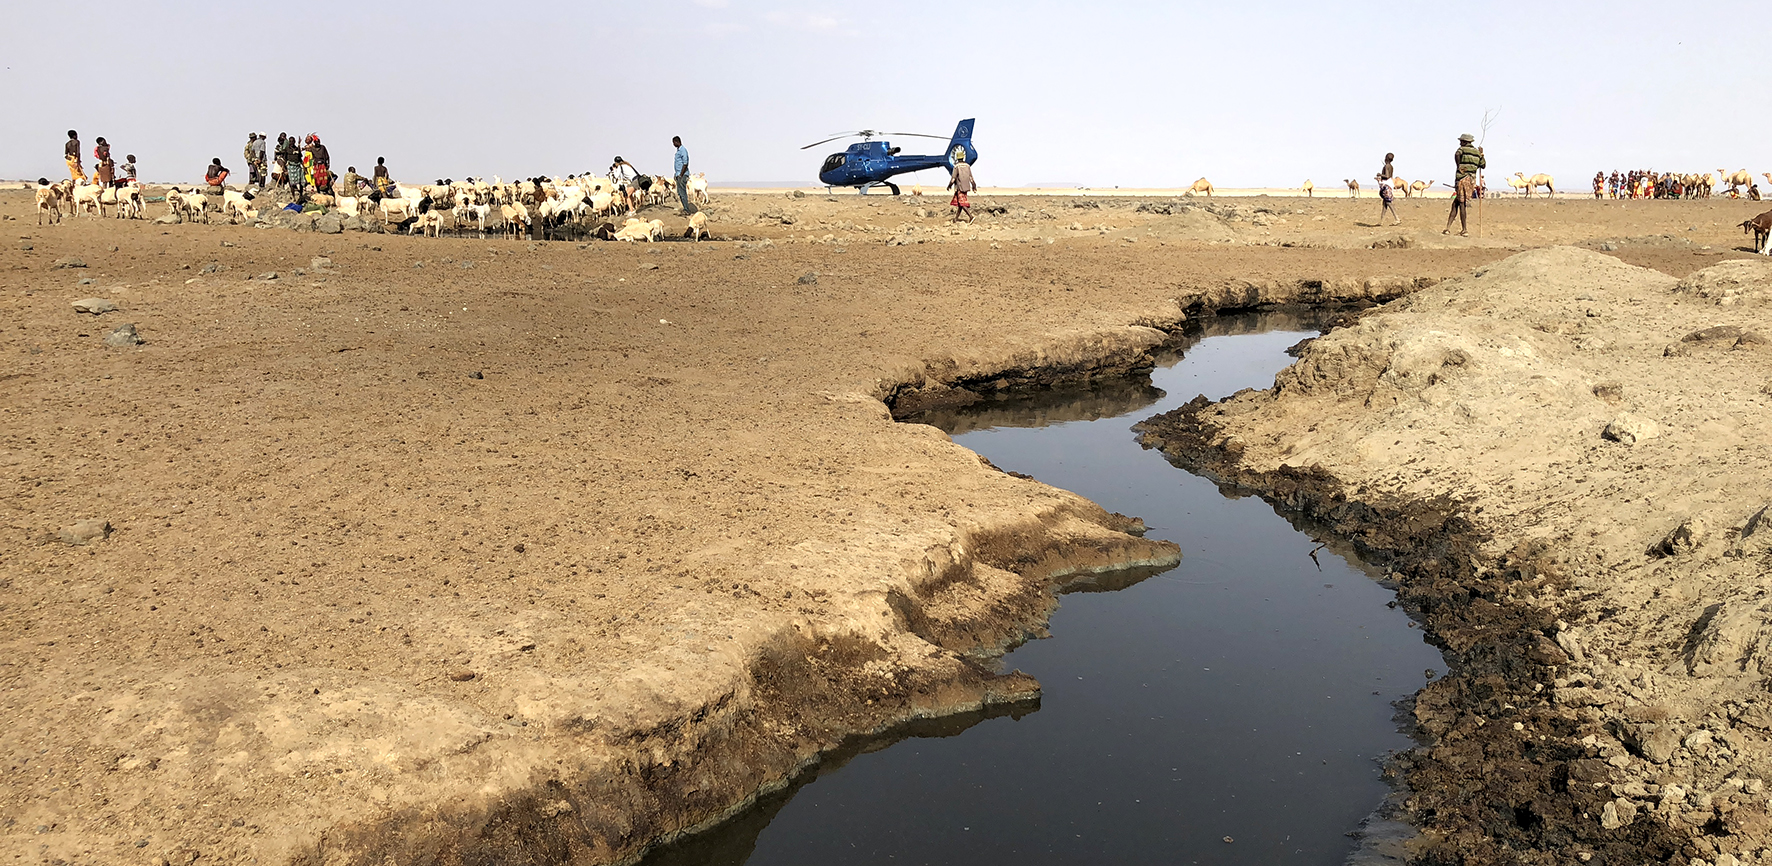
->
[1593,170,1760,201]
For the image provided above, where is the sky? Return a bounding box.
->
[3,0,1765,190]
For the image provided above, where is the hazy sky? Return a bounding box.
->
[3,0,1764,189]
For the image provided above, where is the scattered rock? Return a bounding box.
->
[256,272,279,281]
[1600,798,1638,829]
[1600,241,1618,251]
[1684,729,1714,751]
[18,241,31,251]
[58,519,112,546]
[1735,331,1768,350]
[468,371,484,380]
[792,189,806,198]
[1682,325,1745,343]
[1602,414,1659,446]
[309,256,333,270]
[639,263,658,271]
[71,297,118,315]
[449,670,476,682]
[103,324,142,347]
[52,257,87,269]
[797,272,819,285]
[1527,634,1571,666]
[1628,724,1682,763]
[457,261,475,270]
[200,262,223,275]
[1591,381,1624,404]
[78,277,96,285]
[1736,504,1772,555]
[1657,517,1707,556]
[540,800,573,818]
[315,215,343,234]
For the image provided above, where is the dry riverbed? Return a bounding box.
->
[2,187,1770,865]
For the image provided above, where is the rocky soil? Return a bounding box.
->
[3,186,1770,865]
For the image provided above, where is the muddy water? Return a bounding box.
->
[643,312,1444,865]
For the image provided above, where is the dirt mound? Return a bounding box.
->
[1676,259,1772,306]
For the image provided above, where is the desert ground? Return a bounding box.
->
[3,184,1770,865]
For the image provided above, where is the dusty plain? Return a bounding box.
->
[3,185,1770,865]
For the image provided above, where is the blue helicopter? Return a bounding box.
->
[804,119,977,195]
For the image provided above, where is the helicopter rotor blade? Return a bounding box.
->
[800,134,858,150]
[886,132,949,140]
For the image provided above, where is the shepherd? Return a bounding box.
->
[1443,133,1485,237]
[948,151,976,223]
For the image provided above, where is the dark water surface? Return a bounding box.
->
[644,313,1443,866]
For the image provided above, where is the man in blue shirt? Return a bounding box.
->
[672,136,692,214]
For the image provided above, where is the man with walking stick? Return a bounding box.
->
[1444,133,1485,237]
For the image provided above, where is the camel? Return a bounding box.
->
[1187,177,1213,197]
[1510,172,1554,197]
[1411,179,1432,197]
[1391,177,1409,196]
[1719,169,1752,193]
[1301,179,1313,197]
[1343,179,1359,197]
[1764,172,1772,189]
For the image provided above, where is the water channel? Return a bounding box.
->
[643,312,1445,865]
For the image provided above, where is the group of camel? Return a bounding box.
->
[1302,178,1435,198]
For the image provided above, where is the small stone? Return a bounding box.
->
[1600,798,1638,829]
[458,261,474,269]
[315,214,343,234]
[1659,518,1707,556]
[639,263,658,270]
[257,272,279,281]
[52,257,87,269]
[1600,242,1617,251]
[1684,729,1715,751]
[1222,836,1234,843]
[78,277,96,285]
[200,262,222,275]
[1602,414,1659,446]
[1683,325,1745,343]
[71,297,118,314]
[450,670,476,682]
[58,518,112,546]
[468,371,483,380]
[1591,381,1624,403]
[797,272,819,285]
[792,189,806,198]
[104,324,142,347]
[310,256,333,270]
[18,241,31,251]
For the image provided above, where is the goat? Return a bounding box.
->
[500,201,530,240]
[1741,209,1772,254]
[71,182,106,217]
[612,217,660,242]
[116,184,144,219]
[222,189,255,224]
[690,172,709,204]
[411,209,443,238]
[685,211,708,241]
[165,187,209,223]
[35,181,63,225]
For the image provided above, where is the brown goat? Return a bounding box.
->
[1741,209,1772,252]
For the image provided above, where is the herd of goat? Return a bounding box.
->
[33,172,714,242]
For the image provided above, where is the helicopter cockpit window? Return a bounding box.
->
[821,154,847,173]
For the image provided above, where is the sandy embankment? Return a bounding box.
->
[1139,248,1772,864]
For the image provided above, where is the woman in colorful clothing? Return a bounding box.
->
[93,137,115,187]
[309,134,332,192]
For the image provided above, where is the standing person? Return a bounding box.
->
[1443,133,1484,236]
[1377,152,1395,187]
[1376,168,1401,225]
[65,130,86,183]
[948,152,976,223]
[121,154,137,185]
[277,133,303,196]
[671,136,692,214]
[309,134,332,192]
[373,156,392,196]
[204,158,230,193]
[93,137,115,187]
[245,133,266,186]
[1593,171,1605,199]
[610,156,642,215]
